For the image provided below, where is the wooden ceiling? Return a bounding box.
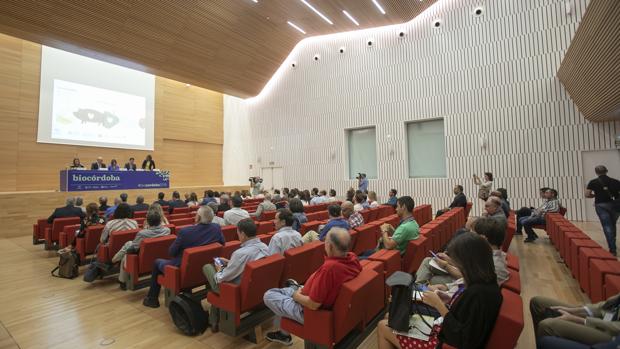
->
[0,0,436,98]
[557,0,620,121]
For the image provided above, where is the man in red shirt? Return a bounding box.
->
[263,227,362,345]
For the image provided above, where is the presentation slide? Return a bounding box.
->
[38,46,155,150]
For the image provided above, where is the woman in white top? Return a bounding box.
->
[143,203,169,228]
[101,203,139,243]
[186,192,199,207]
[367,191,380,208]
[473,172,494,202]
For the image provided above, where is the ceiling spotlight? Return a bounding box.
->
[342,10,360,26]
[372,0,386,15]
[287,21,306,34]
[299,0,333,24]
[251,0,258,3]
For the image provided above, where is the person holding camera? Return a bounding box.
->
[250,177,263,197]
[530,293,620,346]
[357,173,369,193]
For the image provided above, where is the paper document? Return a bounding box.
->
[429,258,448,273]
[394,314,435,341]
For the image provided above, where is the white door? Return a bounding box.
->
[582,150,620,221]
[272,167,284,192]
[261,167,273,192]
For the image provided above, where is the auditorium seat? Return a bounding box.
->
[579,247,616,294]
[359,210,371,224]
[281,268,380,349]
[96,228,140,263]
[125,235,176,290]
[59,223,81,248]
[172,206,190,214]
[257,210,277,222]
[506,253,520,271]
[169,217,194,227]
[221,225,238,242]
[222,240,242,259]
[207,254,285,338]
[281,241,324,285]
[560,230,590,262]
[502,221,516,253]
[589,259,620,302]
[157,242,222,306]
[485,289,524,349]
[402,236,429,274]
[133,210,147,218]
[44,216,81,250]
[605,274,620,299]
[412,204,432,226]
[256,221,274,234]
[464,202,473,218]
[258,234,273,245]
[32,218,50,245]
[352,224,379,255]
[75,225,104,262]
[420,227,440,252]
[501,270,521,294]
[300,221,322,235]
[367,207,380,222]
[368,249,400,279]
[568,238,600,274]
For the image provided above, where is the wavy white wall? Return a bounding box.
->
[224,0,620,220]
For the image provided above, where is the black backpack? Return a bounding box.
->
[169,293,208,336]
[51,250,80,279]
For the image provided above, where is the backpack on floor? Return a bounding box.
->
[169,293,208,336]
[51,250,80,279]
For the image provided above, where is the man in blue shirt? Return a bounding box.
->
[302,204,350,243]
[358,173,369,193]
[385,189,398,207]
[143,206,225,308]
[105,197,121,220]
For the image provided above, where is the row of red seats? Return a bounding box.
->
[545,213,620,302]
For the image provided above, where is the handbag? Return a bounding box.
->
[51,250,80,279]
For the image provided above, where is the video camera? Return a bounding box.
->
[356,173,366,180]
[249,176,262,184]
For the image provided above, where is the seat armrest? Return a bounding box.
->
[97,244,109,262]
[75,238,86,261]
[302,308,334,346]
[158,265,180,294]
[207,282,241,314]
[126,254,139,281]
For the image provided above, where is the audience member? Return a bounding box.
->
[154,192,169,207]
[105,197,121,219]
[201,190,216,205]
[101,203,138,243]
[436,185,467,217]
[264,228,362,345]
[585,165,620,256]
[353,192,366,212]
[530,292,620,346]
[223,196,250,226]
[490,190,510,217]
[302,205,350,243]
[186,192,199,206]
[120,192,128,203]
[346,188,356,202]
[378,232,502,349]
[309,190,327,205]
[218,194,231,212]
[482,196,507,231]
[288,198,308,232]
[385,189,398,207]
[273,189,282,202]
[183,193,190,204]
[143,203,169,228]
[361,196,419,257]
[58,202,103,253]
[167,191,187,213]
[252,193,277,219]
[202,218,269,330]
[474,172,494,201]
[207,202,227,226]
[47,197,85,224]
[268,209,303,255]
[98,196,110,212]
[131,195,149,212]
[143,206,225,308]
[75,196,86,213]
[116,212,171,289]
[91,156,106,170]
[328,189,338,202]
[124,157,137,170]
[341,201,364,229]
[515,187,550,235]
[367,191,380,208]
[108,159,120,171]
[537,336,620,349]
[497,188,511,211]
[300,190,311,206]
[521,189,560,243]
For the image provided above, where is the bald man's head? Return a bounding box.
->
[326,228,351,257]
[341,201,354,218]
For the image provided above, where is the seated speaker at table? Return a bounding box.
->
[91,156,106,170]
[124,157,137,171]
[142,154,156,170]
[70,158,84,169]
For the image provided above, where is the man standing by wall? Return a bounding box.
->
[586,165,620,256]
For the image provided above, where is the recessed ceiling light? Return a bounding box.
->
[299,0,333,25]
[372,0,386,15]
[185,83,191,87]
[342,10,360,26]
[287,21,307,34]
[251,0,258,3]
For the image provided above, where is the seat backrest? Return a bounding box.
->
[258,210,277,221]
[179,243,223,289]
[138,235,177,273]
[464,202,473,218]
[239,254,286,312]
[485,289,524,349]
[300,221,321,234]
[36,219,50,237]
[257,221,275,234]
[352,224,379,255]
[51,217,81,240]
[367,207,380,222]
[170,218,194,227]
[172,206,190,214]
[283,242,325,284]
[403,236,429,274]
[133,210,147,218]
[135,217,146,227]
[222,225,238,242]
[333,269,376,343]
[359,210,371,223]
[108,229,140,257]
[559,206,567,216]
[85,225,104,253]
[413,205,432,226]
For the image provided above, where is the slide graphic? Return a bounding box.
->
[51,79,147,146]
[73,109,120,129]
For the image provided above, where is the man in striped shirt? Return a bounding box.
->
[522,189,560,243]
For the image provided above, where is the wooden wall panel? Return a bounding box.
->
[0,33,224,192]
[557,0,620,121]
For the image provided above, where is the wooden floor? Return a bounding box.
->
[0,221,613,349]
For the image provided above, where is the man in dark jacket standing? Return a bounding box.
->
[586,165,620,256]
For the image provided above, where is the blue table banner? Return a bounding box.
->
[60,170,170,191]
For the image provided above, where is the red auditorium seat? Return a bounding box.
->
[32,218,50,244]
[464,202,473,218]
[579,248,616,294]
[258,210,277,221]
[300,221,322,235]
[506,253,520,271]
[281,268,381,349]
[281,241,325,285]
[59,223,81,248]
[258,233,273,245]
[533,206,567,230]
[590,259,620,302]
[561,230,590,262]
[169,217,194,227]
[75,225,104,262]
[222,241,242,259]
[221,225,238,242]
[501,270,521,294]
[125,235,176,290]
[44,216,81,249]
[172,206,190,214]
[359,210,371,223]
[568,239,600,273]
[502,221,516,252]
[367,207,381,222]
[352,224,379,255]
[420,227,440,252]
[257,221,274,234]
[402,236,429,274]
[413,204,432,226]
[368,249,401,279]
[605,274,620,299]
[207,254,286,338]
[96,228,140,263]
[158,243,223,305]
[169,213,191,220]
[133,210,147,218]
[485,289,524,349]
[384,214,400,229]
